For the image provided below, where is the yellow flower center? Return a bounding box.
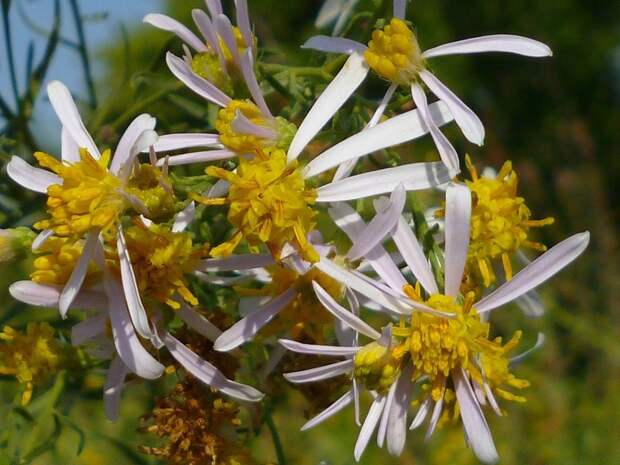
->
[364,18,426,85]
[31,236,98,285]
[202,148,318,262]
[215,99,296,154]
[238,265,343,343]
[112,222,209,310]
[125,163,178,222]
[354,341,403,394]
[464,156,554,287]
[0,323,62,405]
[34,149,126,238]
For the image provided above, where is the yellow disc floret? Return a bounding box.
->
[31,236,98,285]
[205,148,318,262]
[113,221,209,310]
[215,99,296,153]
[364,18,426,85]
[0,323,62,405]
[464,155,554,287]
[354,340,403,394]
[34,149,126,237]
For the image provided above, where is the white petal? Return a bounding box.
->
[355,396,387,461]
[32,229,54,251]
[302,35,367,55]
[200,253,274,271]
[177,304,222,342]
[316,257,409,315]
[313,281,381,340]
[453,369,499,464]
[387,368,412,455]
[315,0,342,28]
[284,359,353,384]
[347,185,406,260]
[172,202,196,232]
[232,109,274,138]
[378,382,398,448]
[423,34,552,59]
[515,290,545,317]
[392,216,439,295]
[103,356,129,422]
[239,49,272,118]
[393,0,407,18]
[195,271,250,286]
[166,52,231,107]
[110,114,157,175]
[71,313,107,345]
[104,277,164,380]
[301,390,354,431]
[234,0,253,51]
[409,397,432,430]
[288,52,369,163]
[10,280,107,309]
[59,232,98,318]
[117,227,153,339]
[476,232,590,313]
[425,394,444,440]
[329,202,406,292]
[7,156,61,193]
[510,333,545,366]
[213,287,295,351]
[411,83,460,172]
[214,15,242,66]
[419,70,484,145]
[159,149,236,167]
[163,332,264,402]
[191,9,223,60]
[143,13,207,52]
[444,183,472,296]
[279,339,359,356]
[151,133,221,152]
[61,126,80,163]
[205,0,223,18]
[303,101,454,178]
[47,81,100,158]
[318,161,453,202]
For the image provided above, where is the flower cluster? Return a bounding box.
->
[1,0,589,464]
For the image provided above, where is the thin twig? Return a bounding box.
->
[68,0,97,108]
[264,407,287,465]
[1,0,20,106]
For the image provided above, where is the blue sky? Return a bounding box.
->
[0,0,162,148]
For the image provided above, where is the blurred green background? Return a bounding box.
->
[1,0,619,464]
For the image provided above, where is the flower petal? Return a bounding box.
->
[425,393,444,440]
[163,332,264,402]
[313,281,382,340]
[302,35,367,55]
[159,149,236,167]
[7,156,61,194]
[71,313,107,345]
[304,101,454,178]
[177,304,222,342]
[409,397,432,430]
[355,396,387,461]
[10,280,107,309]
[510,333,545,366]
[143,13,207,52]
[444,183,472,296]
[288,52,369,163]
[205,0,223,18]
[117,226,153,339]
[213,287,296,351]
[453,369,499,464]
[318,161,453,202]
[391,216,439,295]
[110,114,157,175]
[393,0,407,18]
[423,34,552,59]
[411,83,460,172]
[166,52,231,107]
[59,232,98,318]
[347,185,406,261]
[172,202,196,232]
[191,8,222,57]
[104,356,129,422]
[387,370,412,455]
[239,48,272,118]
[476,232,590,313]
[32,229,54,251]
[151,133,222,152]
[419,70,484,145]
[279,339,359,356]
[234,0,253,51]
[199,253,275,271]
[284,359,354,384]
[47,81,100,158]
[214,14,242,66]
[301,390,354,431]
[378,382,398,448]
[61,126,80,163]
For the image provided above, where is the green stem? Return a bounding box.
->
[264,407,287,465]
[2,0,19,106]
[68,0,97,109]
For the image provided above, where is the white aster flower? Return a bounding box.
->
[283,182,588,463]
[300,0,552,172]
[315,0,360,36]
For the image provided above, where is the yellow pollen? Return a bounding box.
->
[34,149,126,238]
[0,323,62,405]
[31,236,98,286]
[110,221,209,310]
[215,99,296,153]
[364,18,426,85]
[205,148,318,262]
